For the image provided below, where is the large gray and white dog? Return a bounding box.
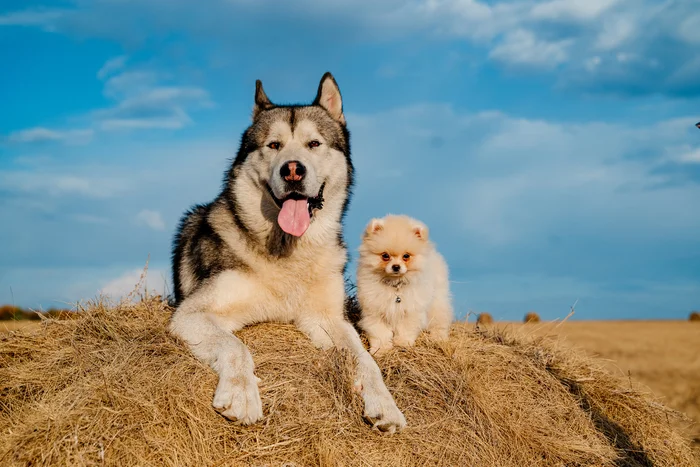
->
[170,73,406,433]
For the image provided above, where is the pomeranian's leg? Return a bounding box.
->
[359,313,394,355]
[425,254,454,341]
[426,297,452,341]
[392,311,424,348]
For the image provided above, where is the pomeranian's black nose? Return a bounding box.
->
[392,264,401,272]
[281,160,306,182]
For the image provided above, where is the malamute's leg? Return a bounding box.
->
[302,282,406,432]
[324,318,407,433]
[169,282,263,424]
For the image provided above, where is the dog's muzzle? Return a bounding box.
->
[266,182,325,237]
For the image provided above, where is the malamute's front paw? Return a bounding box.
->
[361,387,407,434]
[212,371,263,424]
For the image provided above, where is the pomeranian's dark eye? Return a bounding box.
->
[308,140,321,148]
[403,253,411,261]
[267,142,280,150]
[381,253,390,261]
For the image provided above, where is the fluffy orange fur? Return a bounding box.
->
[356,215,453,354]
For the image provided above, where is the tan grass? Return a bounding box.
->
[0,298,695,466]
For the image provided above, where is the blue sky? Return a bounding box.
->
[1,0,699,320]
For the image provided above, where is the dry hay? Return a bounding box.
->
[476,312,494,325]
[525,311,542,323]
[690,311,700,322]
[0,299,695,467]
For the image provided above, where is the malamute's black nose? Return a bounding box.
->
[281,160,306,182]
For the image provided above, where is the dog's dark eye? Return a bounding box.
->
[267,142,280,150]
[381,253,390,261]
[403,254,411,261]
[308,140,321,149]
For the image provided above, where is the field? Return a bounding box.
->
[0,320,41,333]
[1,307,698,465]
[506,320,700,456]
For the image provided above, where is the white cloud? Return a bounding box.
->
[677,14,700,45]
[96,69,212,132]
[0,9,62,28]
[348,104,700,252]
[584,56,602,71]
[595,16,635,50]
[103,70,159,97]
[2,1,698,94]
[531,0,619,21]
[6,127,94,145]
[97,55,128,80]
[101,114,192,130]
[489,30,571,67]
[136,210,166,231]
[99,268,169,300]
[71,214,111,225]
[674,147,700,164]
[0,171,128,198]
[6,61,213,141]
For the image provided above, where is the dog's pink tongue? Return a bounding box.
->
[278,198,310,237]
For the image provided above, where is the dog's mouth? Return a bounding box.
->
[266,182,325,237]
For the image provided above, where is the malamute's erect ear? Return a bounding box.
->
[252,80,274,120]
[314,72,345,125]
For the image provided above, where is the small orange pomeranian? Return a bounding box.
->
[356,214,453,355]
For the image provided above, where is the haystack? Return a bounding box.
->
[1,298,695,466]
[690,311,700,322]
[525,311,541,323]
[476,312,494,325]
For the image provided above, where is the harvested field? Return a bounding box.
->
[511,319,700,460]
[0,321,41,334]
[0,299,695,466]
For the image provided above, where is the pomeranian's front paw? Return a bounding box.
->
[369,343,393,356]
[392,336,416,348]
[427,328,450,342]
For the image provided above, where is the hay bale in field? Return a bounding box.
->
[476,312,494,325]
[690,311,700,322]
[524,311,541,323]
[44,308,77,320]
[0,305,18,320]
[0,299,695,466]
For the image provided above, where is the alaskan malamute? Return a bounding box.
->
[169,73,406,433]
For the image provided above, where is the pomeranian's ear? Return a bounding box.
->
[364,218,384,237]
[413,223,429,241]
